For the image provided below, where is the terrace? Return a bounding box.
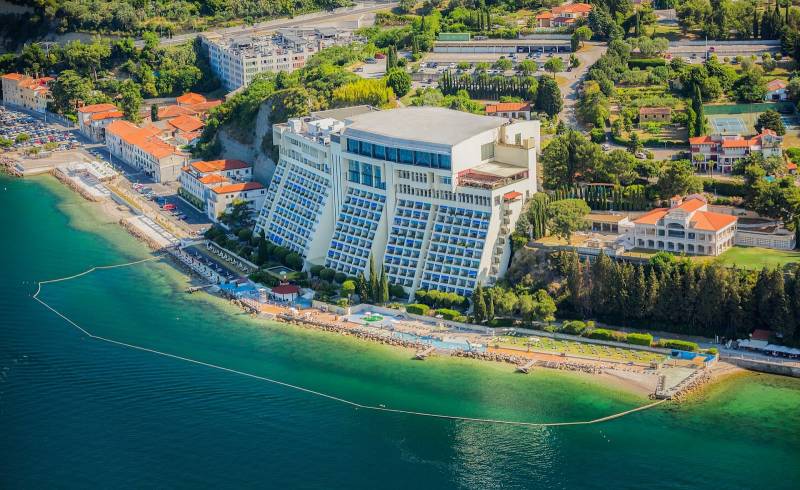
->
[457,161,529,190]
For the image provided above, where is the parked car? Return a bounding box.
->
[635,151,647,160]
[602,144,611,151]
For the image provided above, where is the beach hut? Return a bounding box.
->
[270,283,300,302]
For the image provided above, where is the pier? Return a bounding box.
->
[516,359,536,374]
[415,346,436,360]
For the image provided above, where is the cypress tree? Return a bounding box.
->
[485,290,495,322]
[630,265,647,321]
[692,84,706,136]
[380,266,389,304]
[368,256,378,303]
[356,272,369,303]
[753,10,760,39]
[473,284,486,323]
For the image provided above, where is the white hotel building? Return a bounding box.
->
[255,107,540,298]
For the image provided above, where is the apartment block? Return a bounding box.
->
[178,159,255,219]
[690,130,783,173]
[106,120,188,182]
[1,73,53,113]
[201,28,354,91]
[77,103,124,142]
[255,106,540,298]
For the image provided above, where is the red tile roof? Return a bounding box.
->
[158,105,195,119]
[191,159,251,173]
[78,103,118,113]
[691,211,737,231]
[1,72,24,80]
[176,92,207,106]
[199,174,229,185]
[553,3,593,14]
[633,208,668,225]
[211,182,264,194]
[90,110,124,121]
[271,284,300,295]
[639,107,672,115]
[485,102,530,114]
[721,139,750,148]
[766,79,787,91]
[106,120,179,159]
[689,135,714,145]
[677,198,706,213]
[168,114,205,133]
[751,329,771,341]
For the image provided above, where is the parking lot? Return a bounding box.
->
[0,106,79,151]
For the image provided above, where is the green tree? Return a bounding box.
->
[540,129,601,188]
[544,57,565,77]
[356,272,369,303]
[472,284,486,323]
[692,83,706,136]
[535,76,562,116]
[657,160,702,197]
[368,256,378,302]
[118,79,143,122]
[572,26,593,51]
[531,289,557,324]
[150,104,159,122]
[379,266,389,303]
[385,67,411,97]
[547,199,590,243]
[493,57,513,71]
[48,70,93,115]
[755,109,786,135]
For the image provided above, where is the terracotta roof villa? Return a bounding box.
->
[105,120,188,182]
[624,195,737,256]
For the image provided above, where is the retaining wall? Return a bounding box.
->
[723,356,800,378]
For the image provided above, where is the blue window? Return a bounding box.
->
[438,154,452,169]
[399,148,413,164]
[415,151,431,167]
[373,166,382,188]
[347,138,359,153]
[386,146,397,162]
[361,163,373,187]
[373,144,386,160]
[348,161,360,183]
[359,141,373,157]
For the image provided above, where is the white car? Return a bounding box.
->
[602,144,611,151]
[635,151,647,159]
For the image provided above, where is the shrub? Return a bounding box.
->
[627,58,666,69]
[589,127,606,143]
[454,315,468,323]
[586,328,627,342]
[706,347,719,355]
[406,303,430,315]
[319,267,336,282]
[702,179,746,197]
[488,318,515,328]
[435,308,461,320]
[309,265,325,277]
[389,284,407,299]
[333,272,347,284]
[658,339,699,352]
[237,229,252,242]
[561,320,587,335]
[284,252,303,270]
[627,333,654,346]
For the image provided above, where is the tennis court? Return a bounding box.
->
[707,113,759,135]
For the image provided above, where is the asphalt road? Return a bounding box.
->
[135,1,397,48]
[558,41,607,130]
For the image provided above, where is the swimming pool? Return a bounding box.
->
[392,332,486,353]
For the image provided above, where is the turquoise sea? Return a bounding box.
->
[1,174,799,489]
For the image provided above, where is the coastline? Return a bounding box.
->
[25,171,726,401]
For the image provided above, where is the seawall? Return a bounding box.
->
[723,357,800,378]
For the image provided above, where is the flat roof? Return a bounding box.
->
[587,213,629,224]
[344,107,507,148]
[470,161,526,178]
[311,105,375,121]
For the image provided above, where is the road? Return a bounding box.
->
[135,1,397,48]
[558,41,607,130]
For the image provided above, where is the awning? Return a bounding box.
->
[503,191,522,201]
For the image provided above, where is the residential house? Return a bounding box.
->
[638,106,672,123]
[178,159,253,211]
[105,120,188,182]
[536,3,593,28]
[207,182,267,222]
[485,102,532,120]
[765,79,788,101]
[625,195,737,256]
[77,103,124,142]
[689,130,783,173]
[1,73,53,113]
[166,114,206,145]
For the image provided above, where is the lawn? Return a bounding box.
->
[714,246,800,269]
[494,335,666,364]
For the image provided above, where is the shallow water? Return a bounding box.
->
[2,175,799,489]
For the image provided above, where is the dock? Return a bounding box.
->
[185,284,214,293]
[415,346,435,360]
[516,359,536,374]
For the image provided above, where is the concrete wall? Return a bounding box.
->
[723,356,800,378]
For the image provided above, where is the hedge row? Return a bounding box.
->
[627,58,667,68]
[586,328,627,342]
[702,179,746,197]
[435,308,461,321]
[626,333,654,346]
[658,339,699,352]
[406,303,430,315]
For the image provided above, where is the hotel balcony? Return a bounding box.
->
[456,161,529,191]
